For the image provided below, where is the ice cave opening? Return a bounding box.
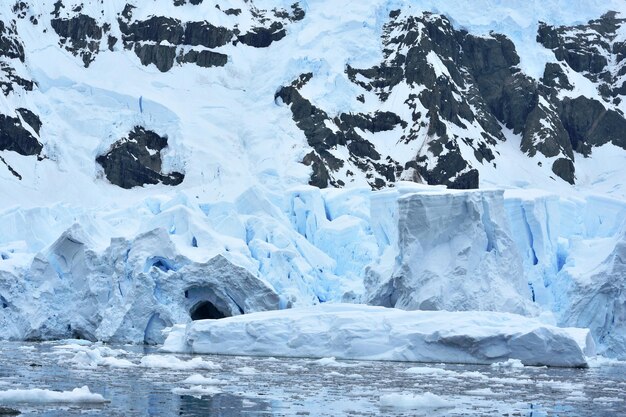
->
[189,301,228,321]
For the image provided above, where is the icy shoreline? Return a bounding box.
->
[162,304,595,368]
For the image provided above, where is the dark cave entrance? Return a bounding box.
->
[190,300,227,321]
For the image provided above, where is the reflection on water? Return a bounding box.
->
[0,342,624,416]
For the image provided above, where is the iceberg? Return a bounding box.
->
[162,304,594,367]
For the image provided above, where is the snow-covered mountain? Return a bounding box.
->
[0,0,625,358]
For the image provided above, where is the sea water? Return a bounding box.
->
[0,341,624,416]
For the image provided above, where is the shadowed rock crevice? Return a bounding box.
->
[96,126,184,189]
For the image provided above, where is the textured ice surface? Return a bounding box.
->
[162,304,593,367]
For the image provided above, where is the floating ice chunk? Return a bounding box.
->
[234,366,258,375]
[181,374,226,385]
[68,350,136,369]
[53,345,135,369]
[404,367,457,377]
[490,359,525,369]
[464,387,506,397]
[171,385,221,398]
[379,392,455,411]
[140,355,221,370]
[587,356,626,368]
[163,304,592,367]
[0,386,106,403]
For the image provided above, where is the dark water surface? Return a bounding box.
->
[0,341,624,416]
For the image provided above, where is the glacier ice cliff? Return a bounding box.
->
[0,184,624,359]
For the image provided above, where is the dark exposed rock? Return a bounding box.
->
[107,35,117,50]
[223,8,242,16]
[96,126,184,189]
[337,112,406,133]
[16,108,42,135]
[0,21,34,96]
[237,22,286,48]
[289,3,306,22]
[280,13,505,189]
[276,77,410,189]
[559,96,626,154]
[177,49,227,68]
[173,0,203,5]
[120,4,134,21]
[0,154,22,180]
[538,12,626,100]
[122,16,183,44]
[119,3,302,71]
[542,62,573,91]
[302,151,332,188]
[0,63,34,95]
[133,43,177,72]
[521,99,573,159]
[0,109,43,156]
[0,21,25,61]
[278,10,626,189]
[51,14,104,67]
[12,1,28,19]
[184,21,233,48]
[462,35,538,135]
[51,0,64,18]
[0,407,20,416]
[552,158,575,184]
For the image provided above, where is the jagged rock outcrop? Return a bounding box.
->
[0,109,43,157]
[0,17,43,180]
[51,14,104,66]
[96,126,184,189]
[39,1,305,71]
[279,11,626,190]
[117,2,303,72]
[538,12,626,101]
[0,19,34,95]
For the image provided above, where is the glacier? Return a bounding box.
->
[1,183,625,358]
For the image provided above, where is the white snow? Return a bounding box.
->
[0,386,106,404]
[162,304,592,367]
